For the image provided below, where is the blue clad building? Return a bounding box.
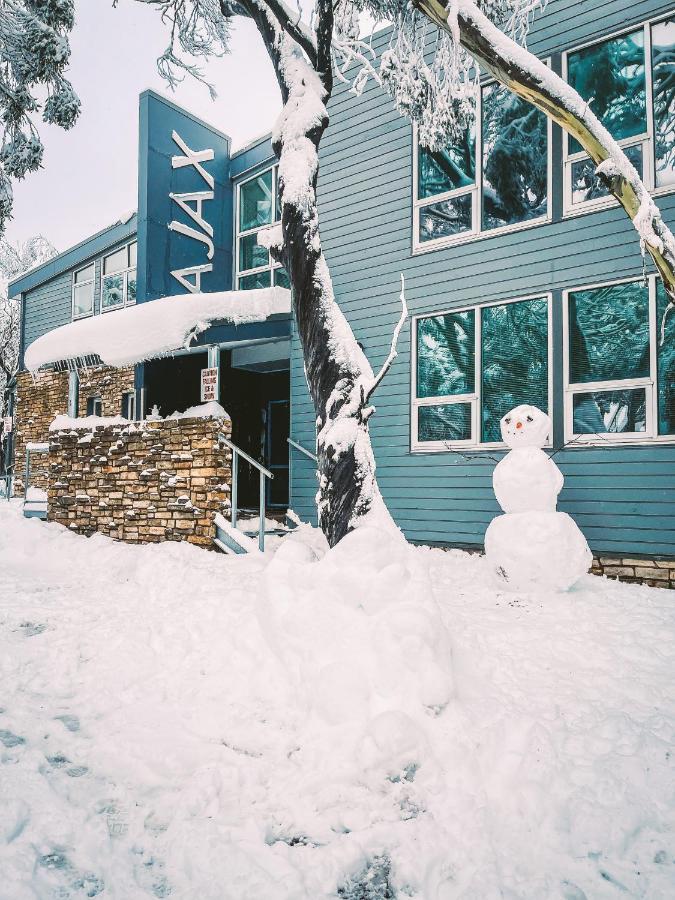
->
[8,2,675,579]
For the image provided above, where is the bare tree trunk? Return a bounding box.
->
[242,0,396,547]
[415,0,675,302]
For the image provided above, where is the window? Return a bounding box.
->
[101,241,137,311]
[564,276,675,442]
[235,167,290,290]
[414,80,550,250]
[564,16,675,212]
[412,295,551,449]
[86,396,102,417]
[72,264,95,319]
[122,391,136,420]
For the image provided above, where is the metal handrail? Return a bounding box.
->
[219,434,273,552]
[287,437,318,462]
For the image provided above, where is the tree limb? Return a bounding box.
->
[414,0,675,303]
[365,274,408,402]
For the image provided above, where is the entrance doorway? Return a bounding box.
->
[266,399,290,508]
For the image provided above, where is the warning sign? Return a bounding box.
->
[200,367,219,403]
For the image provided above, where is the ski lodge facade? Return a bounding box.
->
[7,0,675,581]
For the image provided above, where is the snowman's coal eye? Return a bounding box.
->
[526,415,533,422]
[505,417,511,424]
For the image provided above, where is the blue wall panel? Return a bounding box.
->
[137,90,233,303]
[289,0,675,553]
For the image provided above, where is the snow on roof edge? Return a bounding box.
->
[25,288,292,373]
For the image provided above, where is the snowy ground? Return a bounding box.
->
[1,502,674,899]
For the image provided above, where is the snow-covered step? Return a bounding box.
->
[213,513,261,555]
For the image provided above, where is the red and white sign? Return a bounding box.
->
[200,367,219,402]
[2,416,12,434]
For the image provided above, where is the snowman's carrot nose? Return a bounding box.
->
[516,421,523,429]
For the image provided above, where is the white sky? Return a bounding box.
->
[5,0,283,251]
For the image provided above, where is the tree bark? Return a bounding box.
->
[241,0,395,547]
[414,0,675,302]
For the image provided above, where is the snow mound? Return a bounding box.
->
[24,287,291,372]
[1,503,674,898]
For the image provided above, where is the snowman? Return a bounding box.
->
[485,404,592,592]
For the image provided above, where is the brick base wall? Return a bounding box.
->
[14,370,69,495]
[48,415,231,548]
[591,556,675,589]
[78,365,135,416]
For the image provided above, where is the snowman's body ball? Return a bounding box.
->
[493,447,563,513]
[485,511,592,593]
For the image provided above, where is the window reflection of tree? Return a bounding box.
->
[419,130,475,198]
[570,284,649,433]
[418,313,474,397]
[481,300,548,440]
[482,87,547,228]
[652,19,675,184]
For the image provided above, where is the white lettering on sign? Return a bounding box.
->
[169,130,216,293]
[201,367,219,403]
[2,416,12,434]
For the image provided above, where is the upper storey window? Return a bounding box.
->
[72,264,95,319]
[414,81,549,250]
[236,167,290,290]
[564,17,675,211]
[101,241,136,312]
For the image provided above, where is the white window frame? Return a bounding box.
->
[122,391,136,421]
[412,73,553,255]
[561,273,675,445]
[100,241,137,314]
[562,15,675,217]
[411,292,554,452]
[234,165,287,290]
[71,263,95,320]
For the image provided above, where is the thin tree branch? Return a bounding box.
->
[365,274,408,402]
[246,0,318,67]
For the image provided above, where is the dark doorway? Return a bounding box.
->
[145,352,208,417]
[221,361,289,509]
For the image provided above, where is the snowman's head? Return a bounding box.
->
[500,404,551,448]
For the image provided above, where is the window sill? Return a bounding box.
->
[72,311,94,322]
[412,214,551,256]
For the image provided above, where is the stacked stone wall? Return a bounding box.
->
[78,366,135,416]
[13,370,69,495]
[48,415,231,548]
[591,555,675,589]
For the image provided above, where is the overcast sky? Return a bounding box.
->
[5,0,283,251]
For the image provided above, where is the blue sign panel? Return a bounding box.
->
[137,90,232,303]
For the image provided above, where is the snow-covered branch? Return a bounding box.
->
[364,274,408,403]
[414,0,675,303]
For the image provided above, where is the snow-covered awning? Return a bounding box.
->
[24,288,291,372]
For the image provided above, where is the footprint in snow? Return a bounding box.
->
[18,621,47,636]
[55,714,80,732]
[36,850,104,898]
[0,729,25,748]
[132,847,172,898]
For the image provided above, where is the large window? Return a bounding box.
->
[72,263,95,319]
[414,81,549,250]
[101,241,137,312]
[564,17,675,211]
[564,276,675,442]
[235,167,290,290]
[413,295,551,449]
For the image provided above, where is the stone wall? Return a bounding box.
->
[78,365,135,416]
[48,414,231,548]
[14,370,69,495]
[591,556,675,589]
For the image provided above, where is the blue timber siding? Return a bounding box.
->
[21,233,137,356]
[289,0,675,556]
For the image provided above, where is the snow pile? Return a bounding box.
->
[1,503,674,897]
[24,287,291,372]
